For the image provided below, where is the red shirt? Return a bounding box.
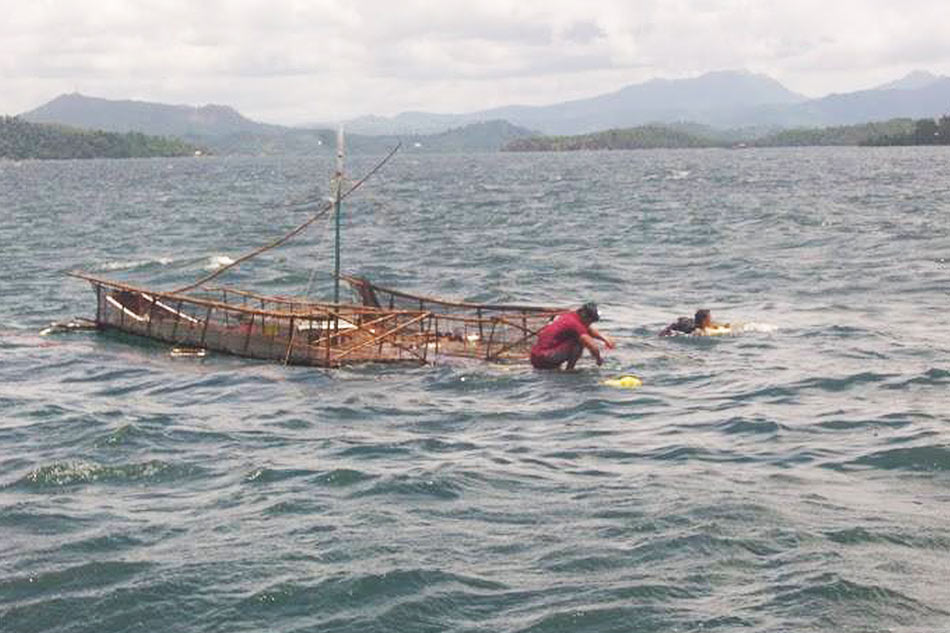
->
[531,311,590,355]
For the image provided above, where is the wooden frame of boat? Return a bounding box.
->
[342,274,564,361]
[69,271,563,366]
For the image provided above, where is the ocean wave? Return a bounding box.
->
[11,460,204,489]
[843,445,950,472]
[760,573,948,627]
[206,255,235,270]
[352,474,464,500]
[238,568,507,622]
[0,560,151,604]
[797,371,895,393]
[311,468,376,488]
[95,257,174,272]
[733,321,779,334]
[718,416,783,435]
[243,466,321,485]
[816,417,911,432]
[889,367,950,388]
[823,526,950,550]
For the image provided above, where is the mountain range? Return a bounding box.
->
[17,69,950,152]
[20,94,537,154]
[337,70,950,135]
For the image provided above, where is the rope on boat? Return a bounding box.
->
[171,142,402,295]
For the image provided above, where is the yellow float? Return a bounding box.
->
[603,374,643,389]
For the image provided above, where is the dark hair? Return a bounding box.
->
[694,309,710,325]
[674,317,694,332]
[578,302,599,323]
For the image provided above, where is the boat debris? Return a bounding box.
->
[170,347,207,358]
[39,318,98,336]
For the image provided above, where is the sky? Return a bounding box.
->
[3,0,950,125]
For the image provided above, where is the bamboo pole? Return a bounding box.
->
[199,306,213,347]
[283,317,297,365]
[171,300,184,341]
[333,125,344,305]
[95,283,102,325]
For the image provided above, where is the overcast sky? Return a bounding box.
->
[3,0,949,125]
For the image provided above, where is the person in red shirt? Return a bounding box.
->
[530,302,615,369]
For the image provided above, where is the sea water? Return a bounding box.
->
[1,147,949,632]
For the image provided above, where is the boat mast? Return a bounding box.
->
[333,125,344,304]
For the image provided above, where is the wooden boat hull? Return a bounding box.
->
[70,272,562,366]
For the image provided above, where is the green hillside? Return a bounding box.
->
[503,125,724,151]
[502,117,950,151]
[0,116,203,160]
[752,119,917,146]
[861,115,950,145]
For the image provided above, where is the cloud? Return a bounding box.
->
[560,21,606,45]
[2,0,950,122]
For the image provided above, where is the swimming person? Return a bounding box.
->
[659,309,725,336]
[530,302,615,369]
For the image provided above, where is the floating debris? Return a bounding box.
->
[170,347,207,358]
[39,318,98,336]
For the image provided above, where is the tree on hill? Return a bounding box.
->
[862,114,950,145]
[754,119,916,146]
[0,116,203,159]
[503,125,722,151]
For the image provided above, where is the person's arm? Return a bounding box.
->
[588,325,616,349]
[579,333,604,365]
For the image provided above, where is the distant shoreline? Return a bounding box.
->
[4,113,949,159]
[503,116,950,152]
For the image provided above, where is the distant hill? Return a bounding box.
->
[20,93,281,138]
[776,78,950,127]
[406,120,537,152]
[872,70,945,91]
[0,116,203,160]
[478,70,806,134]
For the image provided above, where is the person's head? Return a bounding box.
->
[694,309,711,328]
[577,302,600,324]
[675,316,693,331]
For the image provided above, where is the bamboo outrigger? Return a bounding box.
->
[67,137,563,367]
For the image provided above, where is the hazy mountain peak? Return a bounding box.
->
[874,70,943,91]
[21,93,270,137]
[615,69,806,103]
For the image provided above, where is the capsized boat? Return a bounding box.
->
[67,139,562,367]
[67,271,562,367]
